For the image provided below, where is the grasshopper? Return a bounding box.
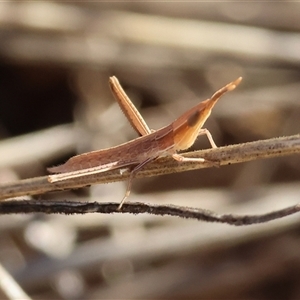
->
[48,76,242,209]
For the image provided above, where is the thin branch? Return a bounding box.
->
[0,263,32,300]
[0,199,299,226]
[0,135,299,201]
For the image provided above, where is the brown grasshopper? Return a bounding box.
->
[48,76,242,209]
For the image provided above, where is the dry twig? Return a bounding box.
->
[0,199,299,226]
[0,135,299,201]
[0,135,299,224]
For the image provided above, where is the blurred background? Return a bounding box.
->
[0,2,300,299]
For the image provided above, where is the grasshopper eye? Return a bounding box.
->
[187,110,200,127]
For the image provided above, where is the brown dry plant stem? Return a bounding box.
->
[0,134,299,202]
[0,200,299,226]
